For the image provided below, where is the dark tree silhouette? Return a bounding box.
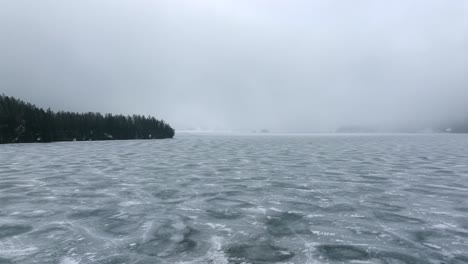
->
[0,94,174,144]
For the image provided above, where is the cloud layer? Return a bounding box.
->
[1,0,468,132]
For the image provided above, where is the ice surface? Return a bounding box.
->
[1,134,468,263]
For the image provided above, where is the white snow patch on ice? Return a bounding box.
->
[60,257,80,264]
[118,201,141,207]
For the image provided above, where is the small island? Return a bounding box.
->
[0,95,175,144]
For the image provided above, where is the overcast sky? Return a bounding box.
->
[1,0,468,132]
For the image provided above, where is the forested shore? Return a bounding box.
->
[0,95,174,144]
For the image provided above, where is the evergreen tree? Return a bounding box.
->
[0,94,175,144]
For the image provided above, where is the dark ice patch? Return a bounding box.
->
[324,170,345,176]
[206,208,243,220]
[95,255,132,264]
[198,192,220,198]
[216,166,233,172]
[38,176,68,184]
[454,207,468,213]
[359,175,390,181]
[319,203,356,213]
[404,188,440,196]
[376,251,427,264]
[412,229,444,244]
[457,218,468,230]
[265,212,310,237]
[0,257,12,264]
[222,190,244,197]
[251,176,267,181]
[282,201,320,211]
[450,255,468,264]
[67,208,115,220]
[270,181,310,190]
[0,224,33,239]
[0,183,17,190]
[367,201,405,212]
[153,189,179,200]
[0,195,27,205]
[25,190,54,197]
[374,212,425,224]
[316,244,370,261]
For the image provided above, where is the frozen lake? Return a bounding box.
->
[1,133,468,263]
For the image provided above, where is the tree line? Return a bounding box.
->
[0,94,175,144]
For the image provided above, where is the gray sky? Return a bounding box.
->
[1,0,468,132]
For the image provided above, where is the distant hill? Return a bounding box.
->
[336,124,468,134]
[335,126,378,133]
[0,94,174,144]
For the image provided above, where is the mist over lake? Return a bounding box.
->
[2,0,468,132]
[1,133,468,263]
[1,1,468,263]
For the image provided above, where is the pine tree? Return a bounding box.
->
[0,95,175,144]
